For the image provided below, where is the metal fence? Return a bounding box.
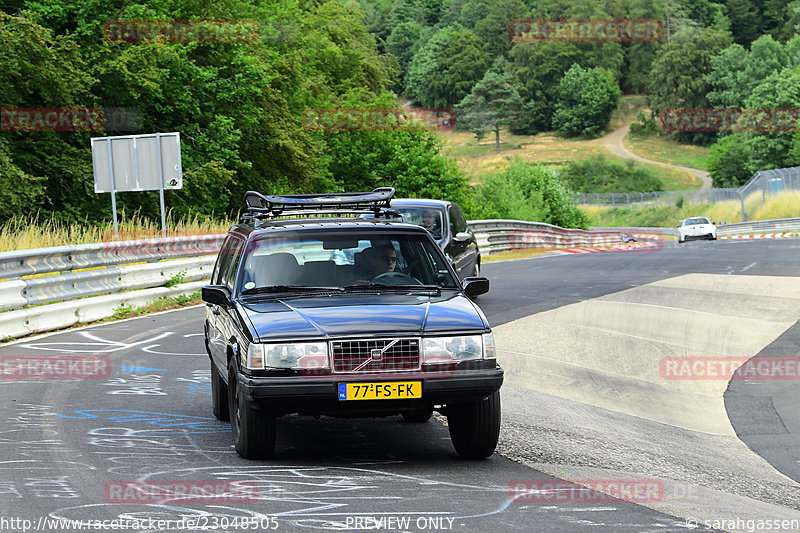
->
[576,166,800,220]
[468,220,627,255]
[0,235,225,339]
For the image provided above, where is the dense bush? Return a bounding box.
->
[559,155,664,193]
[471,159,587,229]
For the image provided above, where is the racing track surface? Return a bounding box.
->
[1,238,799,532]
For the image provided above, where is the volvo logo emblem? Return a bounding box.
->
[370,348,383,360]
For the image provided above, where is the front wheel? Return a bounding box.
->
[228,357,276,459]
[447,391,501,459]
[211,361,229,421]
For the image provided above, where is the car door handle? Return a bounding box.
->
[212,308,221,316]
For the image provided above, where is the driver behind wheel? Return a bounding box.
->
[364,244,397,278]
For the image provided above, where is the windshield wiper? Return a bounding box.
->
[344,283,441,293]
[241,285,344,295]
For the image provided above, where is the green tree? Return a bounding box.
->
[322,127,469,202]
[508,37,623,134]
[648,26,730,143]
[404,24,491,107]
[707,134,753,187]
[741,67,800,171]
[385,20,422,88]
[706,35,797,109]
[727,0,762,46]
[473,0,529,57]
[649,27,731,113]
[552,64,620,137]
[455,58,524,154]
[705,43,750,108]
[0,139,45,221]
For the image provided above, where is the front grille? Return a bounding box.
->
[331,338,421,373]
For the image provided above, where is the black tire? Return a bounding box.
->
[447,391,501,459]
[228,357,276,459]
[211,361,229,421]
[402,408,434,423]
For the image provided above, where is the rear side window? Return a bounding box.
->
[213,237,236,285]
[449,204,468,234]
[221,239,245,290]
[213,236,245,288]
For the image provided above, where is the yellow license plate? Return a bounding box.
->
[338,381,421,400]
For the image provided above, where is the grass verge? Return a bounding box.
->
[624,134,711,172]
[102,290,203,322]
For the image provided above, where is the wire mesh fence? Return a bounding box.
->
[575,166,800,220]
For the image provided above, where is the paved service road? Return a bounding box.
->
[2,238,800,532]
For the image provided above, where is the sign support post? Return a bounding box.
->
[91,132,182,241]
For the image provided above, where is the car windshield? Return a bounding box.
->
[237,230,459,294]
[684,217,710,225]
[394,207,444,239]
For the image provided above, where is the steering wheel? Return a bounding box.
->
[371,271,422,285]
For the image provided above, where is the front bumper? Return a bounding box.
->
[237,364,504,417]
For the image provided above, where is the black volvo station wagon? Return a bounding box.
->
[202,188,503,459]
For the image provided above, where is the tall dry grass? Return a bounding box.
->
[0,213,234,252]
[582,191,800,227]
[750,191,800,221]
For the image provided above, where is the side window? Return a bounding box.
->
[221,239,245,290]
[449,205,467,234]
[213,238,236,285]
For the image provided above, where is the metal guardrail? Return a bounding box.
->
[0,234,225,340]
[715,217,800,236]
[468,219,626,255]
[0,234,225,279]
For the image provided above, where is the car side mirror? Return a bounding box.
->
[462,276,489,298]
[202,285,232,307]
[454,231,472,242]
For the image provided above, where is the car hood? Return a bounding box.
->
[242,292,488,341]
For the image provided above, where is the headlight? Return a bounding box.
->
[422,335,484,364]
[246,342,329,371]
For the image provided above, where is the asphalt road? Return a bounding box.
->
[1,237,798,532]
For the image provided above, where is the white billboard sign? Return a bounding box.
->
[91,132,182,192]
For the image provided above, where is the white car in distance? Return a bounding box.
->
[678,216,717,243]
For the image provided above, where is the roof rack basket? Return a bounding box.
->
[239,187,398,224]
